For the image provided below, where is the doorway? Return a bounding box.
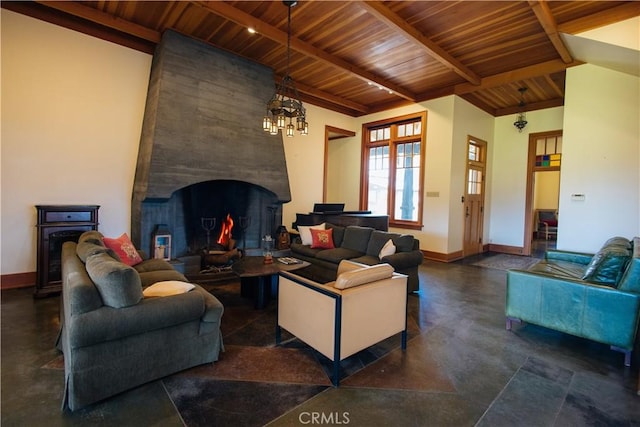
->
[523,130,562,256]
[463,136,487,257]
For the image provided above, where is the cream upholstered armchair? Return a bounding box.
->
[276,260,408,386]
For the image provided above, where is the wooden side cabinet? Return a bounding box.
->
[35,205,99,298]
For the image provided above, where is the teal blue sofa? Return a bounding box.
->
[506,237,640,366]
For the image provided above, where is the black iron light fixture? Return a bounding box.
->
[262,1,308,137]
[513,87,528,133]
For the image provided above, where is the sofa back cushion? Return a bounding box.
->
[582,239,632,287]
[78,230,105,246]
[326,224,345,247]
[341,226,374,253]
[393,234,416,252]
[618,237,640,293]
[85,252,143,308]
[334,263,394,289]
[366,230,400,257]
[76,241,118,263]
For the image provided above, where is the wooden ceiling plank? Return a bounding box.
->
[454,59,581,95]
[528,0,573,64]
[358,1,481,86]
[287,76,370,113]
[34,0,161,43]
[198,0,417,102]
[495,97,564,116]
[557,2,640,34]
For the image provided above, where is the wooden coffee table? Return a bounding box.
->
[232,256,309,309]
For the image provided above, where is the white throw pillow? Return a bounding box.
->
[378,239,396,259]
[143,280,195,297]
[334,263,394,289]
[297,223,326,246]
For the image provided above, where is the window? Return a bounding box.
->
[362,112,426,229]
[534,135,562,169]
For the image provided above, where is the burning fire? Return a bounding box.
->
[216,213,234,247]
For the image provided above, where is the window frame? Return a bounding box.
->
[360,111,426,230]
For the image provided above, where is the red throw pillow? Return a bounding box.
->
[102,233,143,266]
[543,219,558,227]
[310,228,335,249]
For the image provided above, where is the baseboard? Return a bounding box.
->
[1,272,36,290]
[422,250,464,263]
[486,243,525,255]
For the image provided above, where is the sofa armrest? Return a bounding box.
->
[66,290,208,348]
[381,249,424,270]
[545,250,593,265]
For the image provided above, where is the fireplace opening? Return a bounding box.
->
[138,179,284,277]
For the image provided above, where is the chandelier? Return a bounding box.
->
[262,1,308,137]
[513,87,528,133]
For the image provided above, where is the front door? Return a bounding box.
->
[463,137,487,257]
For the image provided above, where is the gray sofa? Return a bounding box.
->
[290,224,423,292]
[58,231,224,411]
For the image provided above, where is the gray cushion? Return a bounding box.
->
[366,230,400,257]
[133,258,177,273]
[341,226,373,253]
[85,252,143,308]
[78,230,104,246]
[76,241,118,263]
[316,247,364,264]
[326,224,345,247]
[393,234,415,252]
[139,270,189,288]
[290,242,324,258]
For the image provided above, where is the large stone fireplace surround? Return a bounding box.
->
[132,30,291,265]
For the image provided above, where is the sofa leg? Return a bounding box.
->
[506,317,521,331]
[611,346,632,367]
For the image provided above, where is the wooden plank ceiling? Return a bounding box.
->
[4,1,639,117]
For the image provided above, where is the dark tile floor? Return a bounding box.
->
[2,241,639,426]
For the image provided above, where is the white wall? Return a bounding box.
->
[450,97,495,253]
[534,171,560,210]
[326,134,361,210]
[559,64,639,252]
[1,10,152,275]
[489,107,565,248]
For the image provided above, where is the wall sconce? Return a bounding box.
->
[513,87,528,133]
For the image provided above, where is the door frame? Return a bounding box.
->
[323,125,356,202]
[523,130,563,256]
[463,136,487,257]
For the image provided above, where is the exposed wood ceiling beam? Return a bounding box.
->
[358,1,481,86]
[454,59,581,95]
[35,0,161,43]
[557,2,640,34]
[544,75,564,98]
[528,0,573,63]
[199,1,417,102]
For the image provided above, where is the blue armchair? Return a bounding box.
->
[506,237,640,366]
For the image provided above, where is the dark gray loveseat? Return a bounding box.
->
[290,224,423,292]
[58,231,224,411]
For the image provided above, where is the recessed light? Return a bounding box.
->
[248,27,256,34]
